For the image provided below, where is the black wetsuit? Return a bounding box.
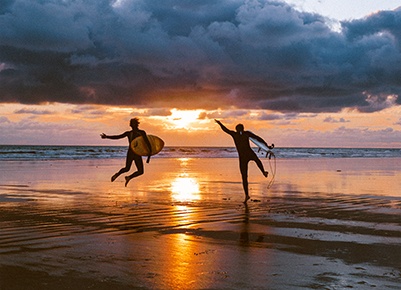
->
[217,122,267,197]
[107,129,150,180]
[231,130,266,181]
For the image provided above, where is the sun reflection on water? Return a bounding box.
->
[171,177,201,202]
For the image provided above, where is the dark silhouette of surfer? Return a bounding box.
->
[215,119,273,203]
[101,118,152,187]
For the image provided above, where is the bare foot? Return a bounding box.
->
[125,176,131,187]
[111,173,119,182]
[243,195,250,203]
[263,171,268,178]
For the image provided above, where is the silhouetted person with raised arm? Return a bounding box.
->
[101,118,151,187]
[215,119,273,203]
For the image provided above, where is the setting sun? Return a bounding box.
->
[168,109,202,130]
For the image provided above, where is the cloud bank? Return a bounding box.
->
[1,0,401,112]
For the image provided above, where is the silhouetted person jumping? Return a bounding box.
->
[215,119,273,203]
[101,118,151,187]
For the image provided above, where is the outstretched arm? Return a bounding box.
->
[215,119,234,135]
[100,132,128,140]
[248,131,274,149]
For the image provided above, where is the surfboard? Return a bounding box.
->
[249,137,274,158]
[250,136,276,188]
[131,135,164,156]
[249,137,270,152]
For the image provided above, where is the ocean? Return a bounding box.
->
[0,145,400,161]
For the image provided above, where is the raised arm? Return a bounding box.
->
[215,119,235,135]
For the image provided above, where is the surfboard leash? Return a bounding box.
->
[266,150,276,189]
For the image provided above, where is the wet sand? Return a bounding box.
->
[1,157,401,289]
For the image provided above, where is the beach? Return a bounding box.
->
[1,157,401,289]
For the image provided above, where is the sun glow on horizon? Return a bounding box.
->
[167,109,203,130]
[1,102,401,147]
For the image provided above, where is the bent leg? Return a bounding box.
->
[125,154,144,186]
[112,151,134,182]
[253,155,268,177]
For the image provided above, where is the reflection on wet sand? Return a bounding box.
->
[171,177,201,202]
[1,158,401,289]
[164,166,205,288]
[170,158,201,202]
[240,204,250,246]
[159,227,200,288]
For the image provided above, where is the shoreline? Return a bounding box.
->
[1,158,401,289]
[1,145,401,161]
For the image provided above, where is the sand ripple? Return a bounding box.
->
[1,157,401,289]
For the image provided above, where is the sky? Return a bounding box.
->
[1,0,401,147]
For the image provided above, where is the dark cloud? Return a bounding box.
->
[69,105,106,117]
[0,0,14,14]
[202,110,249,120]
[0,0,400,112]
[323,116,350,123]
[258,111,300,121]
[0,116,10,123]
[144,108,172,116]
[14,108,53,115]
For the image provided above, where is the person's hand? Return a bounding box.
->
[100,133,107,139]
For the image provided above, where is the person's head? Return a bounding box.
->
[130,118,140,129]
[235,123,244,133]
